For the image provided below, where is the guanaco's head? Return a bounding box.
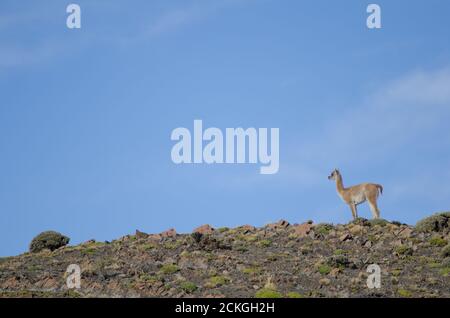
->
[328,169,340,181]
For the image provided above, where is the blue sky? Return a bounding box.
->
[1,0,450,256]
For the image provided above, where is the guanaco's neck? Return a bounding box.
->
[335,174,345,195]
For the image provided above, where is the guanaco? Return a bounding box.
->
[328,169,383,220]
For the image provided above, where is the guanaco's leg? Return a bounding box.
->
[350,204,358,220]
[369,201,380,219]
[367,192,381,219]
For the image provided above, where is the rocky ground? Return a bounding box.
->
[0,213,449,298]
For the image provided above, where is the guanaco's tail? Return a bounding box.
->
[376,184,383,195]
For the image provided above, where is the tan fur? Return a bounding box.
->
[328,169,383,220]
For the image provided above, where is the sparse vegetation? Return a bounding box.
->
[286,291,303,298]
[191,232,203,243]
[2,212,450,298]
[351,217,371,227]
[159,264,179,275]
[317,264,331,275]
[255,288,282,298]
[368,219,389,227]
[428,236,447,247]
[442,245,450,258]
[315,223,334,235]
[217,227,229,233]
[207,276,229,288]
[440,267,450,277]
[415,212,450,233]
[395,245,413,256]
[397,289,413,298]
[139,274,160,284]
[327,255,350,269]
[334,249,346,255]
[258,239,272,247]
[138,242,158,251]
[180,281,198,293]
[163,241,182,250]
[242,266,261,275]
[391,269,402,277]
[29,231,70,253]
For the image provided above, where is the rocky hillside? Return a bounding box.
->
[0,213,449,298]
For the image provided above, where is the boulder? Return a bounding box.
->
[193,224,215,235]
[135,230,148,239]
[339,233,352,242]
[292,222,313,238]
[395,227,413,239]
[161,228,177,238]
[238,225,256,233]
[267,220,290,230]
[349,224,364,235]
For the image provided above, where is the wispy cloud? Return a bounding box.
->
[285,66,450,212]
[147,0,252,37]
[0,42,62,68]
[292,67,450,166]
[147,6,204,37]
[382,69,450,105]
[0,0,252,68]
[0,10,44,31]
[117,0,250,45]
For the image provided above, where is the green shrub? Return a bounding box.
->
[241,235,258,242]
[139,274,159,284]
[397,289,412,298]
[159,264,179,275]
[315,223,334,235]
[327,255,350,269]
[180,281,198,293]
[217,227,230,233]
[441,257,450,267]
[441,245,450,258]
[429,236,447,247]
[163,241,182,249]
[351,217,371,227]
[286,292,303,298]
[234,245,248,252]
[138,242,158,251]
[191,232,203,243]
[258,239,272,247]
[440,267,450,277]
[368,219,389,227]
[81,247,97,255]
[317,264,331,275]
[391,269,402,277]
[208,276,229,287]
[395,245,413,256]
[29,231,70,253]
[415,212,450,233]
[334,249,346,255]
[255,288,282,298]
